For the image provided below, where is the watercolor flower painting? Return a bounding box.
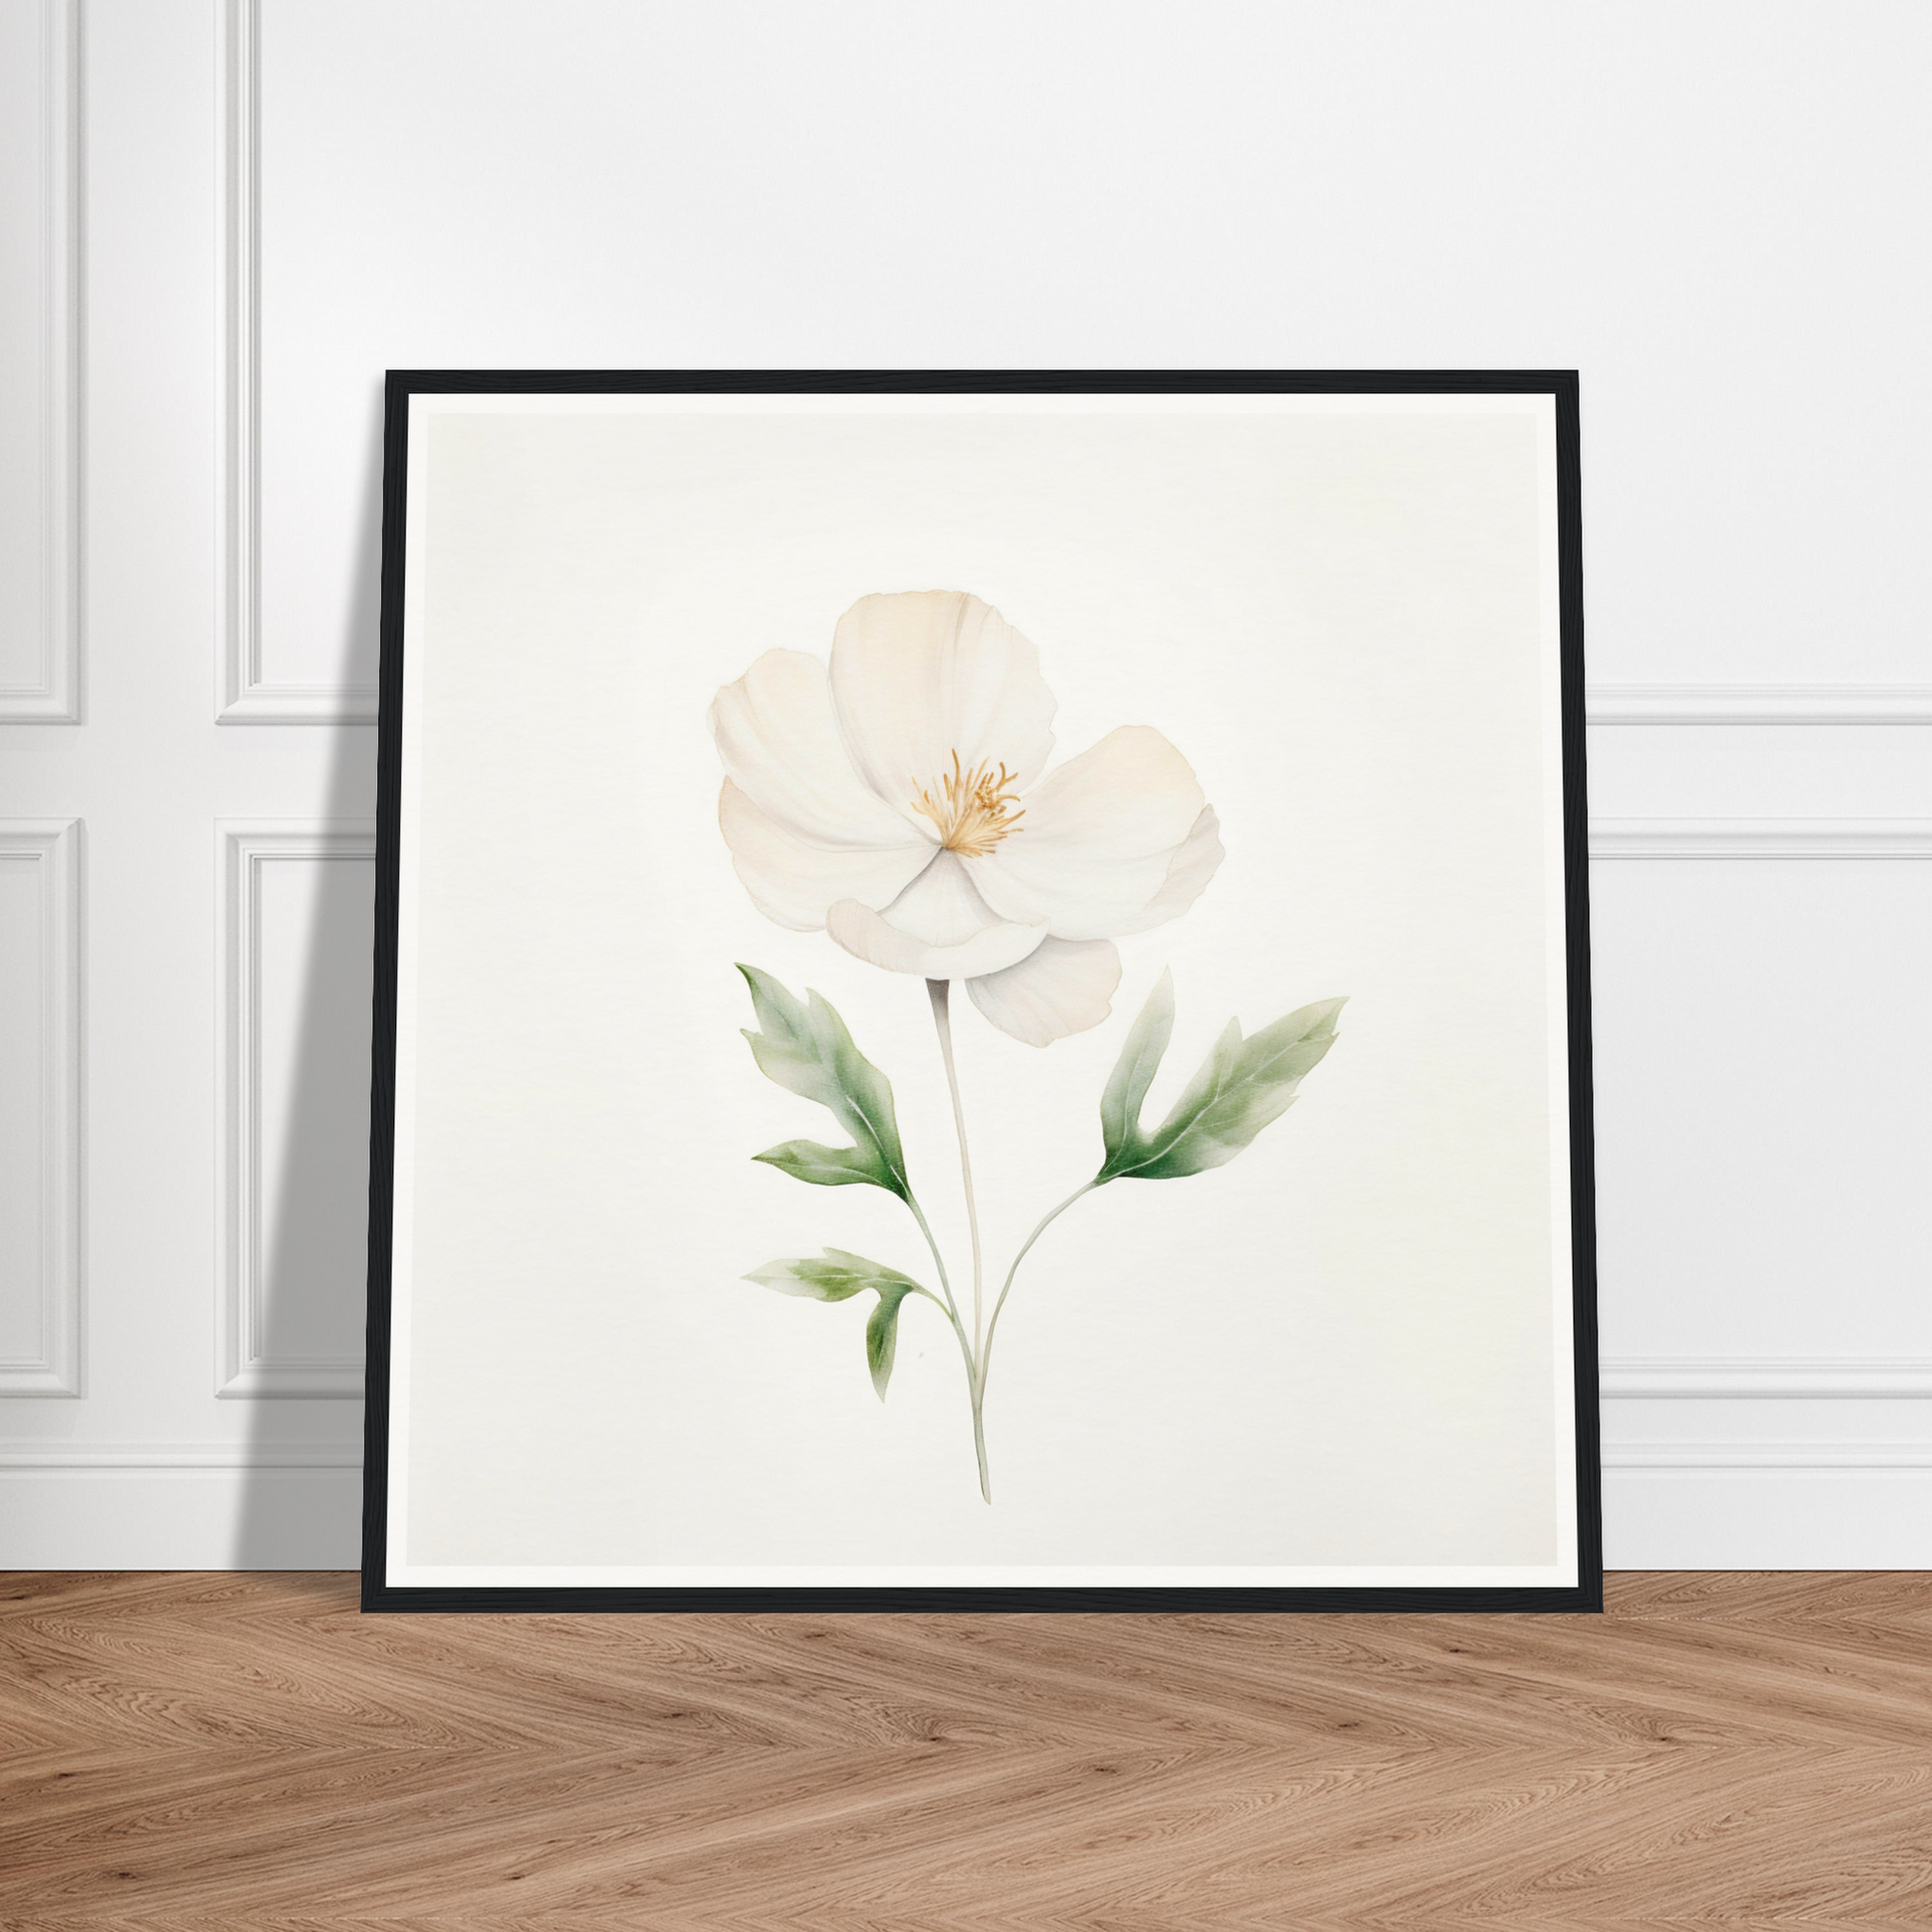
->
[711,591,1343,1500]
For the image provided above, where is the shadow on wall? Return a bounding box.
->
[233,403,383,1570]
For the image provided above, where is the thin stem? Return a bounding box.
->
[979,1179,1101,1385]
[923,979,994,1503]
[926,979,986,1364]
[904,1195,961,1329]
[964,1178,1095,1509]
[906,1195,976,1363]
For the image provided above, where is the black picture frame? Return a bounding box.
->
[361,370,1600,1614]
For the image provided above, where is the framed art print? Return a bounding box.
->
[361,371,1599,1611]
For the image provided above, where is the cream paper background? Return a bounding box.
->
[386,393,1576,1585]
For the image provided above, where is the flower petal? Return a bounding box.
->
[1106,805,1225,936]
[710,648,929,848]
[828,593,1057,813]
[865,850,1002,947]
[967,938,1122,1046]
[718,781,933,930]
[966,727,1207,941]
[826,887,1047,980]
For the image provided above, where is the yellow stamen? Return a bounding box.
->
[911,752,1026,857]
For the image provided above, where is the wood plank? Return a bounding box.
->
[4,1573,1931,1928]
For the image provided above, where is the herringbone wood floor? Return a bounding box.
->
[3,1574,1930,1929]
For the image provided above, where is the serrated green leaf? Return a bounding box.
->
[744,1249,927,1399]
[1097,990,1345,1182]
[738,964,909,1199]
[1099,969,1175,1170]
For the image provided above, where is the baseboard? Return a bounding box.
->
[0,1468,361,1569]
[6,1465,1929,1573]
[1603,1468,1932,1569]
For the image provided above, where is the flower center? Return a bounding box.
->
[911,752,1026,857]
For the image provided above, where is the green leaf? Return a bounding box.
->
[752,1140,886,1188]
[738,964,909,1199]
[1099,968,1175,1170]
[1097,983,1345,1182]
[864,1283,917,1400]
[744,1249,927,1399]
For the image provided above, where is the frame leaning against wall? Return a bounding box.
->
[359,369,1600,1613]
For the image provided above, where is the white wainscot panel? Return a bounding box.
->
[217,824,375,1395]
[0,822,80,1394]
[0,0,78,721]
[1589,821,1932,1564]
[216,0,377,723]
[1591,824,1932,1367]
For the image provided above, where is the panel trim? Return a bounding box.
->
[214,0,377,726]
[2,0,80,723]
[1603,1359,1932,1399]
[20,1445,1924,1471]
[1589,818,1932,861]
[1604,1444,1932,1469]
[199,18,1918,760]
[1594,827,1932,1422]
[1587,685,1932,726]
[0,1441,358,1468]
[0,821,81,1394]
[9,1442,1930,1472]
[215,821,374,1397]
[14,1446,1918,1473]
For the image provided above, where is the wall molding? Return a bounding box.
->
[1601,1358,1932,1400]
[1604,1442,1932,1470]
[2,0,80,723]
[0,821,81,1395]
[1591,822,1932,1445]
[215,0,376,726]
[1587,685,1932,726]
[196,0,1914,750]
[1588,818,1932,861]
[216,821,373,1397]
[8,1440,1928,1472]
[1593,819,1932,1446]
[0,1440,358,1469]
[196,0,1910,750]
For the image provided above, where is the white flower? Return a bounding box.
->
[709,592,1224,1045]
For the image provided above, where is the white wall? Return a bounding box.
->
[3,0,1929,1568]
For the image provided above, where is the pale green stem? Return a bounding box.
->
[969,1386,991,1503]
[978,1179,1101,1389]
[964,1179,1097,1508]
[909,1195,984,1498]
[905,1194,977,1380]
[926,977,993,1502]
[904,1195,961,1328]
[926,979,987,1361]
